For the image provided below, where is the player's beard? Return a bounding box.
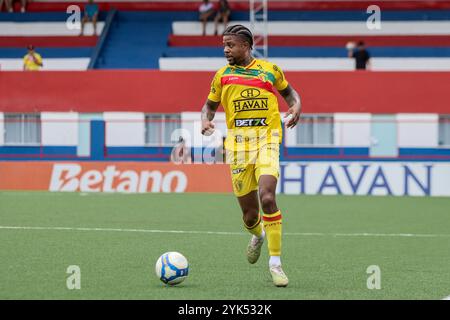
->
[226,55,235,65]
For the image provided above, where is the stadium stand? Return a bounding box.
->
[3,4,450,304]
[2,1,450,70]
[1,1,450,165]
[0,11,105,70]
[163,8,450,70]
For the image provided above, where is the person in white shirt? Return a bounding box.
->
[199,0,215,36]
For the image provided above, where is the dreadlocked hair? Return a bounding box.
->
[223,24,254,49]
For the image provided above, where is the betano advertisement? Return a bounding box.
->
[0,162,232,193]
[0,162,449,197]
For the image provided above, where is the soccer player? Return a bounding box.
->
[200,25,301,287]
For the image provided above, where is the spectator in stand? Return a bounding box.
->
[23,45,43,71]
[80,0,99,36]
[2,0,27,12]
[199,0,215,36]
[347,40,371,70]
[214,0,231,35]
[0,0,11,12]
[0,0,10,12]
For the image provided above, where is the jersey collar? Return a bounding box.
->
[229,58,257,70]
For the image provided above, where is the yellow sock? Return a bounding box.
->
[263,210,282,256]
[244,214,263,238]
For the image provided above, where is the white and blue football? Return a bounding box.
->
[155,252,189,285]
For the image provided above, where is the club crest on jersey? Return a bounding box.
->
[235,118,268,127]
[257,71,269,83]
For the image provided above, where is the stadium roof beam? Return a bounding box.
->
[249,0,268,59]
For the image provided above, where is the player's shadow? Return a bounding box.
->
[152,283,202,289]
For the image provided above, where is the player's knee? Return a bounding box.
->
[260,192,277,213]
[243,209,259,226]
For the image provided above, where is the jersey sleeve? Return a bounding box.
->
[207,69,223,102]
[272,64,289,91]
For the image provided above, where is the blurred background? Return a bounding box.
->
[1,0,450,301]
[0,0,450,195]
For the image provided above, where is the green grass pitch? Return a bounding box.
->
[0,191,449,300]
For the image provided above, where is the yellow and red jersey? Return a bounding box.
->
[23,52,43,71]
[207,58,289,151]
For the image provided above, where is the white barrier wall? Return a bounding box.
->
[334,113,371,147]
[104,112,145,146]
[372,58,450,71]
[183,112,374,148]
[183,111,295,148]
[0,113,4,146]
[283,112,299,147]
[271,58,355,71]
[0,22,104,36]
[397,114,438,147]
[0,111,445,150]
[172,21,450,36]
[41,112,78,146]
[181,112,227,148]
[159,58,356,71]
[180,112,443,148]
[277,162,449,196]
[159,57,450,71]
[0,59,90,71]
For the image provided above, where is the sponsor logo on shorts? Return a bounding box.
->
[232,168,246,174]
[235,118,268,127]
[234,135,258,143]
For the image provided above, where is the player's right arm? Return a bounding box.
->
[201,68,224,135]
[201,99,220,135]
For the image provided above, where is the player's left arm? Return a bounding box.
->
[279,84,302,129]
[33,54,43,66]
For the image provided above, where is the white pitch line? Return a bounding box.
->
[0,225,245,236]
[0,225,449,238]
[286,232,450,238]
